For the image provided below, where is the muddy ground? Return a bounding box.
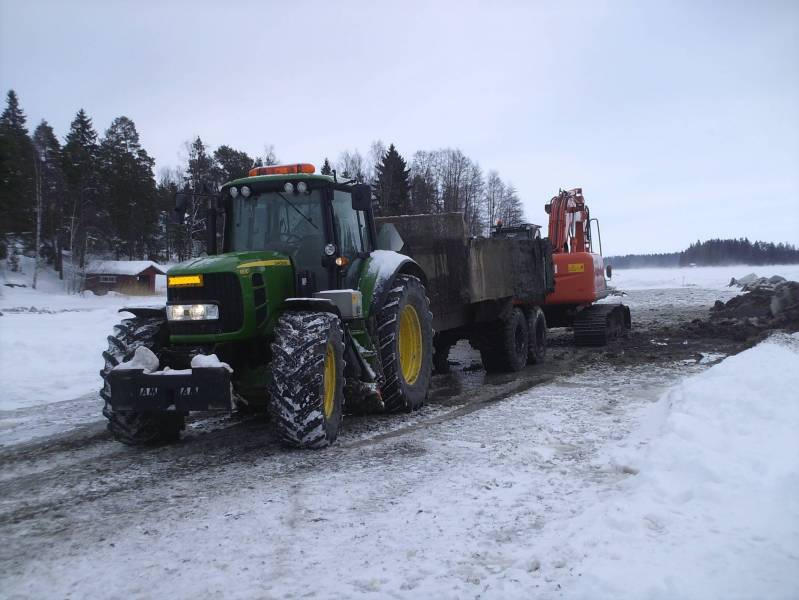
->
[0,284,790,595]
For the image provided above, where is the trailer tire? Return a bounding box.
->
[376,275,434,413]
[99,315,185,445]
[268,311,345,448]
[525,306,548,365]
[479,307,529,373]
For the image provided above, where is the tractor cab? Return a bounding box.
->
[218,164,375,295]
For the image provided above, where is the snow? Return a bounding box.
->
[1,258,164,411]
[191,353,233,373]
[563,332,799,599]
[113,346,160,372]
[364,249,410,283]
[3,260,799,598]
[85,260,166,276]
[612,264,799,291]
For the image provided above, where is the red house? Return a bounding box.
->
[84,261,166,295]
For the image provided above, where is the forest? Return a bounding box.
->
[607,238,799,268]
[0,89,525,287]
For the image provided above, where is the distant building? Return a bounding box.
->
[84,261,166,295]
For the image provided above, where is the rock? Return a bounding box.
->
[771,281,799,317]
[768,275,787,285]
[736,273,760,286]
[527,559,541,572]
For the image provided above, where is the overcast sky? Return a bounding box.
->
[1,0,797,255]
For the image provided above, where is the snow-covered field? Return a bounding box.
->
[612,264,799,291]
[2,261,798,599]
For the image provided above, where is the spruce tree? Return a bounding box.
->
[62,109,100,267]
[32,121,66,272]
[213,145,254,183]
[374,144,410,216]
[99,117,158,259]
[320,157,332,175]
[0,90,35,235]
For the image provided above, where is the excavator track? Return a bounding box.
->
[573,304,631,347]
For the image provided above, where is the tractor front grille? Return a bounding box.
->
[168,272,244,335]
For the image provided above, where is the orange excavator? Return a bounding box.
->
[542,188,630,345]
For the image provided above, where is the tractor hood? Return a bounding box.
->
[166,251,296,344]
[167,251,292,277]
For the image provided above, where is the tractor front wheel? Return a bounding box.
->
[268,311,345,448]
[99,315,185,445]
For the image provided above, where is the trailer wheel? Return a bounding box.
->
[99,316,185,445]
[526,307,548,364]
[268,311,345,448]
[479,307,529,373]
[377,275,434,413]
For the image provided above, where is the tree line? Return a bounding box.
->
[0,89,526,285]
[607,238,799,268]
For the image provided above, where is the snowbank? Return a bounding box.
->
[567,333,799,599]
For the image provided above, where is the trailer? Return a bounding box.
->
[376,213,555,374]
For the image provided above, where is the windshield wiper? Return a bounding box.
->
[275,191,319,230]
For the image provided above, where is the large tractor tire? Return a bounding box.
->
[376,274,434,413]
[268,311,345,449]
[479,307,529,373]
[100,315,185,445]
[525,306,548,365]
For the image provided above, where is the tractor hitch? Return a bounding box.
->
[107,367,232,412]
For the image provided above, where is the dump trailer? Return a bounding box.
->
[376,213,554,374]
[100,163,435,449]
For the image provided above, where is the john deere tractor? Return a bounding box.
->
[100,163,433,448]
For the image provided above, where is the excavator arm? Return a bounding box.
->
[545,188,591,255]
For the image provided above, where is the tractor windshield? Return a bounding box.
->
[225,190,326,271]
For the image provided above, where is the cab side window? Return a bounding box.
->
[332,190,370,257]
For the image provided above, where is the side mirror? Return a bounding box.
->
[351,184,372,211]
[606,264,613,279]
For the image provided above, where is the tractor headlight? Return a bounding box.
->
[167,304,220,321]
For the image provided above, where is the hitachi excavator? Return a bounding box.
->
[541,188,630,346]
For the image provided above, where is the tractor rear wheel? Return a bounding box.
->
[376,275,434,413]
[100,315,185,445]
[525,306,548,365]
[479,307,529,373]
[268,311,345,448]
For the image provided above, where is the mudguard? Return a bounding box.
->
[358,250,427,318]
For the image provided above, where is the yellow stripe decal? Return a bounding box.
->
[237,259,291,269]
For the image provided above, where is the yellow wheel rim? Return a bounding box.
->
[398,304,423,385]
[323,343,336,419]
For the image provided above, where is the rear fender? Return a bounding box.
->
[358,250,427,318]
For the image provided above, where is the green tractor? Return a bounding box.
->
[100,163,434,448]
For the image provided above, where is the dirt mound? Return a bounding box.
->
[695,281,799,342]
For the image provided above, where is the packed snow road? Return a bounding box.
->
[2,266,797,598]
